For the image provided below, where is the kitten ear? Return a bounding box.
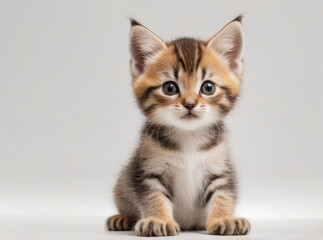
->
[129,19,167,76]
[207,16,244,76]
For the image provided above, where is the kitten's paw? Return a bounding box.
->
[106,214,134,231]
[207,217,250,235]
[135,217,180,237]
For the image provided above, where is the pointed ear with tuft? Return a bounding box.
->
[207,16,244,76]
[129,20,167,77]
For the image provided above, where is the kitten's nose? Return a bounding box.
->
[182,100,197,111]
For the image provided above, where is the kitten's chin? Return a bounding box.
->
[165,115,216,131]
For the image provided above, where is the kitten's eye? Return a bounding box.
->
[201,81,216,95]
[163,81,179,96]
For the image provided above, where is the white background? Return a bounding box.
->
[1,0,322,225]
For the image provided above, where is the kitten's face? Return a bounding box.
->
[129,18,243,131]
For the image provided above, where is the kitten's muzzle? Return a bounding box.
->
[181,112,198,120]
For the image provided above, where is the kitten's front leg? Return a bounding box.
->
[135,191,180,237]
[206,193,250,235]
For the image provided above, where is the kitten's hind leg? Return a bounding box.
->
[106,214,136,231]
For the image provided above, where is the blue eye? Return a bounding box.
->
[201,81,216,95]
[163,81,179,95]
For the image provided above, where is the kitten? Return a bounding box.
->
[106,16,250,236]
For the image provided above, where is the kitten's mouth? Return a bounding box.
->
[181,112,198,120]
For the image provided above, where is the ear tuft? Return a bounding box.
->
[207,17,244,76]
[129,17,142,27]
[232,14,243,23]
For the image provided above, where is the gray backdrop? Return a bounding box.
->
[1,0,322,219]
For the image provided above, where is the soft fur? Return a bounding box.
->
[106,16,250,236]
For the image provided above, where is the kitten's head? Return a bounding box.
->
[130,16,243,131]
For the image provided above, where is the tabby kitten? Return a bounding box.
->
[107,16,250,236]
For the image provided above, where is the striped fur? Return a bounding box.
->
[107,16,250,236]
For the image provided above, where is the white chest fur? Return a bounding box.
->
[142,128,230,229]
[170,151,209,229]
[166,131,229,229]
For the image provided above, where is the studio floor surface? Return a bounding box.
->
[1,216,322,240]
